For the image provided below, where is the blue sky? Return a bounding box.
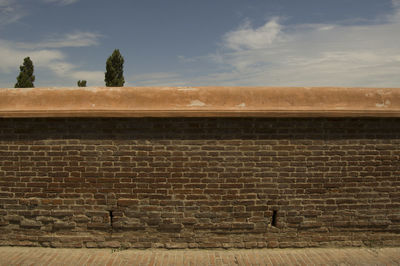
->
[1,0,400,87]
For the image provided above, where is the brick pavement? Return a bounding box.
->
[0,247,399,265]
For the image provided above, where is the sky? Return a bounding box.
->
[1,0,400,88]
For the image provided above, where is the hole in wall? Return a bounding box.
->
[108,210,114,228]
[271,210,277,227]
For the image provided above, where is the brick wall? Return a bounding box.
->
[0,118,399,248]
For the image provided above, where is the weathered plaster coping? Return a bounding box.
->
[0,87,399,118]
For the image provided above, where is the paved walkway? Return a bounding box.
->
[0,247,399,265]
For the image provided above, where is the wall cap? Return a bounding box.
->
[0,87,400,118]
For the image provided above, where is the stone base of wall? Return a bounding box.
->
[1,231,399,249]
[1,231,400,249]
[0,118,399,248]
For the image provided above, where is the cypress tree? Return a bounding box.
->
[15,57,35,88]
[104,49,125,87]
[77,80,87,87]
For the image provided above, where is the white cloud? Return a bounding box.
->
[184,2,400,87]
[17,32,102,49]
[0,39,65,73]
[223,18,282,51]
[43,0,80,5]
[0,31,104,87]
[0,0,25,26]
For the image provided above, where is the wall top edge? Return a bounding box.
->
[0,87,399,118]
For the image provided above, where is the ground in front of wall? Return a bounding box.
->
[0,246,399,265]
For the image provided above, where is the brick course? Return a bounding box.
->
[0,118,399,248]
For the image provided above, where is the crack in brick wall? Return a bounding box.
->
[0,118,399,248]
